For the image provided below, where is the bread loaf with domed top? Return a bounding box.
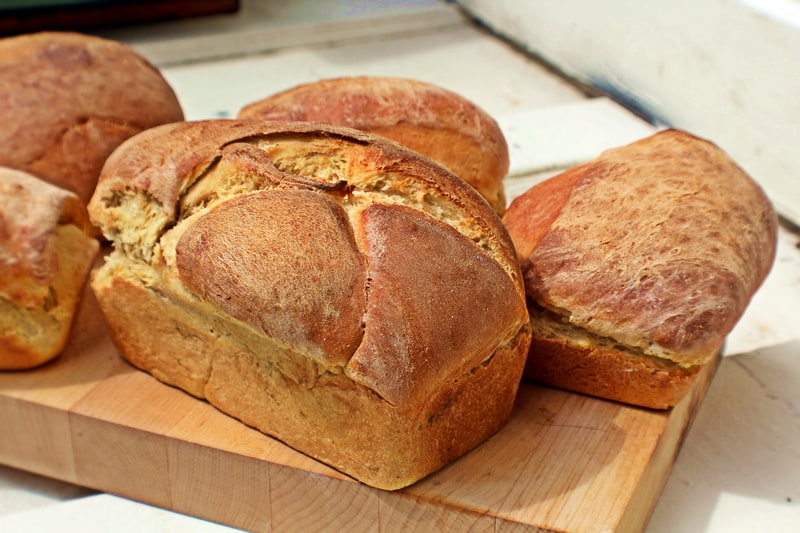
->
[88,118,531,490]
[0,31,184,205]
[238,76,510,214]
[503,129,777,409]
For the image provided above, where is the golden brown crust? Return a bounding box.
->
[0,168,90,291]
[90,120,519,268]
[503,129,777,408]
[0,31,184,204]
[0,167,99,369]
[238,76,510,214]
[89,118,530,489]
[346,202,528,406]
[523,303,703,410]
[501,165,585,262]
[524,334,699,410]
[176,189,367,366]
[93,265,528,488]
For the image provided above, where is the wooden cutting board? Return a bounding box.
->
[0,280,719,533]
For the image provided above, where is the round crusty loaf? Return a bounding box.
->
[503,129,778,409]
[238,76,510,215]
[0,31,184,205]
[88,119,531,490]
[0,167,99,369]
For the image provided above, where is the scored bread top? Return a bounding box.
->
[89,119,528,406]
[503,129,778,366]
[0,31,184,204]
[238,76,510,214]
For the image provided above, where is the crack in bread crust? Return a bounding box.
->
[89,119,531,490]
[527,302,699,373]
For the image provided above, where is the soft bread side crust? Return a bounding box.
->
[0,168,99,369]
[504,129,777,408]
[88,119,531,489]
[238,76,510,214]
[524,303,701,409]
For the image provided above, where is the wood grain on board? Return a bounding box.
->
[0,278,719,532]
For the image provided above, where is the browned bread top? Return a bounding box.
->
[0,166,99,369]
[0,31,184,204]
[503,129,778,367]
[238,76,510,214]
[0,166,93,305]
[89,119,528,407]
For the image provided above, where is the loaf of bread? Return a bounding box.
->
[0,168,99,369]
[238,76,510,215]
[88,119,531,490]
[0,31,184,205]
[503,129,777,409]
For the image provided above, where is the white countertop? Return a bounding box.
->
[1,2,798,531]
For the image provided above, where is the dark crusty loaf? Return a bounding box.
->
[0,167,99,369]
[88,119,531,489]
[0,31,184,205]
[502,129,777,409]
[238,76,510,214]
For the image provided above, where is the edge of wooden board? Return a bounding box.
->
[0,281,720,533]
